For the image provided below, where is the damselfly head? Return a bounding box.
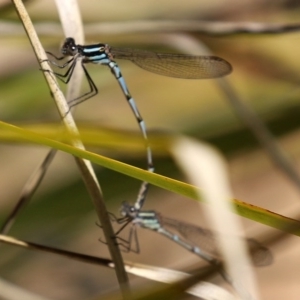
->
[61,37,78,57]
[120,201,137,218]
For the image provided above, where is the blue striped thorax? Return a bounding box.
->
[120,201,162,230]
[61,37,113,63]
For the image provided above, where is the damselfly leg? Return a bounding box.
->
[44,55,98,113]
[97,212,140,253]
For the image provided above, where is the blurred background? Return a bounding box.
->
[1,0,300,299]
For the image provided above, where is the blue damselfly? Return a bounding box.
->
[46,37,232,211]
[118,202,272,266]
[118,202,272,298]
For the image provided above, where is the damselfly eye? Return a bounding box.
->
[99,46,105,52]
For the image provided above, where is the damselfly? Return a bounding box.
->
[118,202,272,267]
[46,37,232,211]
[117,201,272,297]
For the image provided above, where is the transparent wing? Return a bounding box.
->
[161,216,273,267]
[111,47,232,79]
